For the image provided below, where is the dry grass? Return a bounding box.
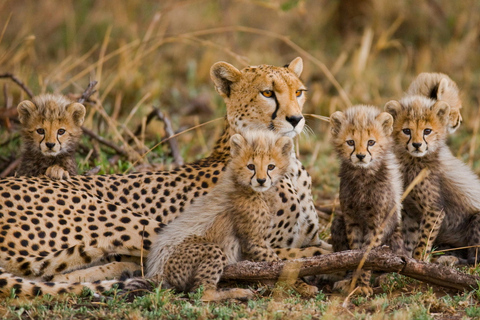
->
[1,0,480,318]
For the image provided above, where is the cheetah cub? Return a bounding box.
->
[145,131,294,301]
[407,72,462,133]
[329,105,404,295]
[386,95,480,264]
[16,94,85,179]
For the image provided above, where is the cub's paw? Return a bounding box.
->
[294,280,318,297]
[433,255,460,267]
[46,165,70,179]
[333,279,372,296]
[201,288,254,301]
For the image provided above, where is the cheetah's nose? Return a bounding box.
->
[286,115,303,128]
[412,142,422,149]
[356,154,366,160]
[257,178,266,185]
[46,142,56,149]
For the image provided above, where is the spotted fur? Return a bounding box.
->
[0,58,330,298]
[329,105,404,295]
[16,94,85,179]
[386,95,480,263]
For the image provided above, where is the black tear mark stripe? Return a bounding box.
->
[271,81,279,121]
[423,134,428,151]
[367,145,372,157]
[349,145,356,158]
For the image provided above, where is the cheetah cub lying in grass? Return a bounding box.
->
[385,95,480,264]
[329,105,404,295]
[143,131,296,301]
[16,94,85,179]
[407,72,462,133]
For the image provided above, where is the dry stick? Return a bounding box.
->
[77,80,98,104]
[0,158,21,178]
[222,246,479,291]
[348,168,430,295]
[123,117,224,173]
[0,73,34,98]
[81,127,129,158]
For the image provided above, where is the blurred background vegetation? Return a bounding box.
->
[0,0,479,203]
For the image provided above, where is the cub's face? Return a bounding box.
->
[229,133,293,192]
[330,106,393,168]
[211,57,306,138]
[385,96,450,158]
[17,95,85,157]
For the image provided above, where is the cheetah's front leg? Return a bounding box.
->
[413,208,445,261]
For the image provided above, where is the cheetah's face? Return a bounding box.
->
[17,96,85,157]
[230,132,293,192]
[330,106,393,169]
[385,96,450,158]
[211,57,306,139]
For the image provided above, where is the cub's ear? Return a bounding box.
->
[210,62,242,98]
[286,57,303,78]
[384,100,402,120]
[17,100,37,124]
[376,112,394,136]
[276,136,294,157]
[230,134,246,157]
[432,100,450,125]
[436,77,449,101]
[66,103,86,127]
[329,111,345,135]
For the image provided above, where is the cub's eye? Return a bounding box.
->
[402,128,411,135]
[424,128,432,135]
[58,129,66,135]
[36,128,45,135]
[295,90,304,97]
[267,164,275,170]
[346,140,355,146]
[261,90,274,98]
[368,140,376,146]
[247,164,255,171]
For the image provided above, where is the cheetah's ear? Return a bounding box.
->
[286,57,303,78]
[66,103,86,127]
[436,77,449,101]
[210,62,242,98]
[230,134,246,157]
[384,100,402,120]
[276,136,294,157]
[432,100,450,125]
[376,112,394,136]
[17,100,37,124]
[329,111,345,135]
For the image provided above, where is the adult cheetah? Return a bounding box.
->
[0,57,330,298]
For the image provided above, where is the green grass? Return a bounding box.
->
[1,0,480,318]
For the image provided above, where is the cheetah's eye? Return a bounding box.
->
[247,164,255,171]
[261,90,274,98]
[346,140,355,146]
[58,129,66,135]
[424,128,432,135]
[368,140,376,146]
[295,90,304,97]
[267,164,275,170]
[402,128,411,135]
[36,128,45,135]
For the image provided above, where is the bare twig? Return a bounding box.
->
[0,158,21,178]
[77,81,98,104]
[81,126,128,157]
[133,107,184,166]
[0,73,34,98]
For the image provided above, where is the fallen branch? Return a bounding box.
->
[221,247,480,291]
[0,73,34,98]
[0,158,21,178]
